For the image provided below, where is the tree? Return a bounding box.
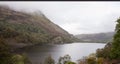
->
[110,17,120,59]
[96,42,111,59]
[65,61,76,64]
[86,53,96,64]
[58,54,72,64]
[44,55,55,64]
[0,37,13,64]
[78,56,87,64]
[86,57,96,64]
[96,57,104,64]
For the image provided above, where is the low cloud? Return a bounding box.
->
[0,2,119,35]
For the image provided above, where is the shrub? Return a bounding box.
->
[96,57,104,64]
[65,61,76,64]
[44,55,55,64]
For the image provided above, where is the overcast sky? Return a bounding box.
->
[0,1,119,35]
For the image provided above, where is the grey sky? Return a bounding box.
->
[0,1,119,35]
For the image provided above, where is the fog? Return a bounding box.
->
[0,1,119,35]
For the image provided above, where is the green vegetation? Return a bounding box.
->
[78,53,106,64]
[2,5,120,64]
[78,53,97,64]
[94,18,120,63]
[0,38,12,64]
[78,18,120,64]
[58,54,72,64]
[96,57,104,64]
[0,37,32,64]
[44,55,55,64]
[11,54,32,64]
[75,32,114,43]
[96,43,111,59]
[110,18,120,59]
[0,19,50,44]
[43,55,76,64]
[65,61,76,64]
[0,5,78,64]
[0,5,77,47]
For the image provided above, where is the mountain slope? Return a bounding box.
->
[0,5,75,49]
[75,32,115,43]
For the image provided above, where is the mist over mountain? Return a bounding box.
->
[75,32,115,43]
[0,5,78,49]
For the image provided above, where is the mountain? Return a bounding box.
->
[0,5,76,49]
[75,32,115,43]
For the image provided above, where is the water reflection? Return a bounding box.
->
[23,43,106,64]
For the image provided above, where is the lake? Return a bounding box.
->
[21,43,106,64]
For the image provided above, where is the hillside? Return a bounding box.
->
[75,32,115,43]
[0,5,76,49]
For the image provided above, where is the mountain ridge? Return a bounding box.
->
[0,5,77,49]
[75,32,115,43]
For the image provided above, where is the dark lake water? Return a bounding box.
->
[22,43,106,64]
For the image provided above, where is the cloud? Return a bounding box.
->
[0,2,119,35]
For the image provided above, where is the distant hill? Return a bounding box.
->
[0,5,77,49]
[75,32,115,43]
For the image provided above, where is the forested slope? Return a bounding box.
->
[0,5,77,49]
